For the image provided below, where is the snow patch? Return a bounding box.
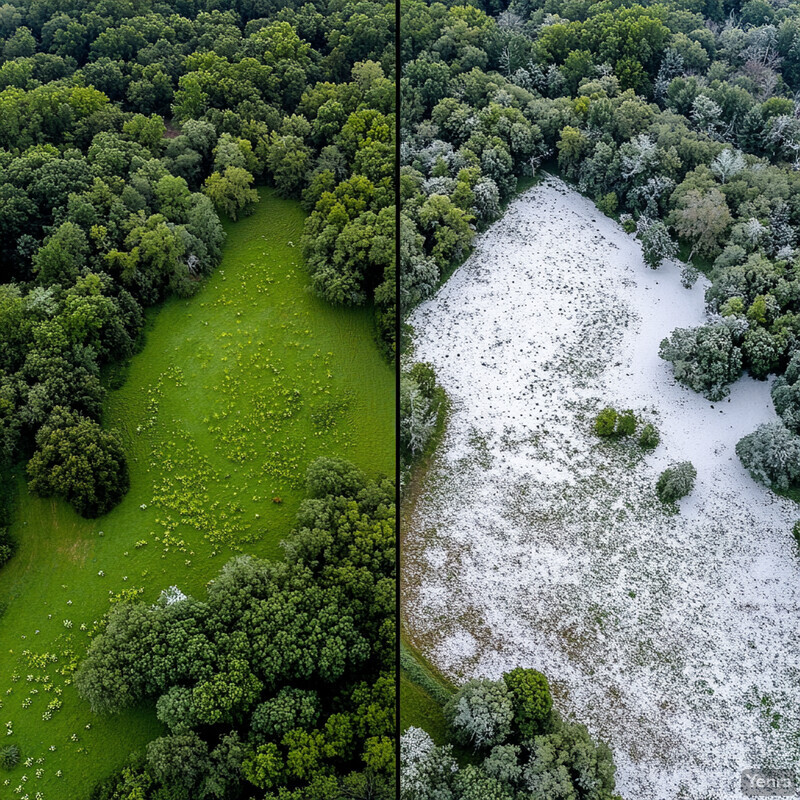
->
[404,175,800,800]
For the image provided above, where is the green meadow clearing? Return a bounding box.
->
[0,189,394,799]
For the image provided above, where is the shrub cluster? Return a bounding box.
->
[656,461,697,504]
[402,668,621,800]
[594,407,660,451]
[594,406,637,438]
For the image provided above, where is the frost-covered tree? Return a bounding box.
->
[400,727,458,800]
[620,134,658,181]
[444,678,515,750]
[730,218,767,253]
[578,141,619,197]
[691,94,723,137]
[423,176,457,197]
[767,201,796,258]
[710,149,746,184]
[659,322,743,400]
[629,176,674,217]
[522,719,619,800]
[670,188,732,259]
[736,422,800,490]
[473,178,501,225]
[771,352,800,433]
[767,115,800,166]
[638,217,678,269]
[654,49,684,105]
[157,586,188,607]
[742,326,782,379]
[454,764,514,800]
[481,142,515,197]
[400,214,439,309]
[743,218,766,249]
[743,23,779,65]
[681,263,699,288]
[546,64,566,96]
[483,744,523,785]
[400,374,437,462]
[656,461,697,503]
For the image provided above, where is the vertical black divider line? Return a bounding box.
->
[394,0,402,793]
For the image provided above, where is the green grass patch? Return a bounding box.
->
[399,643,476,766]
[399,674,450,745]
[399,640,455,743]
[0,189,394,798]
[676,240,714,276]
[774,486,800,505]
[514,173,540,196]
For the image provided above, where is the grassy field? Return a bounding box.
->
[0,189,394,799]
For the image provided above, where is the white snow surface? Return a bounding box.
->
[404,175,800,800]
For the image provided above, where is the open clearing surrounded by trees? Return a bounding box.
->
[403,175,800,800]
[0,190,394,799]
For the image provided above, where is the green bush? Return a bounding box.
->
[594,407,636,438]
[0,745,20,770]
[656,461,697,503]
[594,407,618,437]
[26,407,129,518]
[596,192,617,216]
[503,667,553,739]
[638,423,660,449]
[793,521,800,547]
[617,410,637,436]
[304,456,366,499]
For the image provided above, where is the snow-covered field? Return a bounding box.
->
[404,175,800,800]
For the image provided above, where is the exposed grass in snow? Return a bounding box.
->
[0,190,394,799]
[403,175,800,800]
